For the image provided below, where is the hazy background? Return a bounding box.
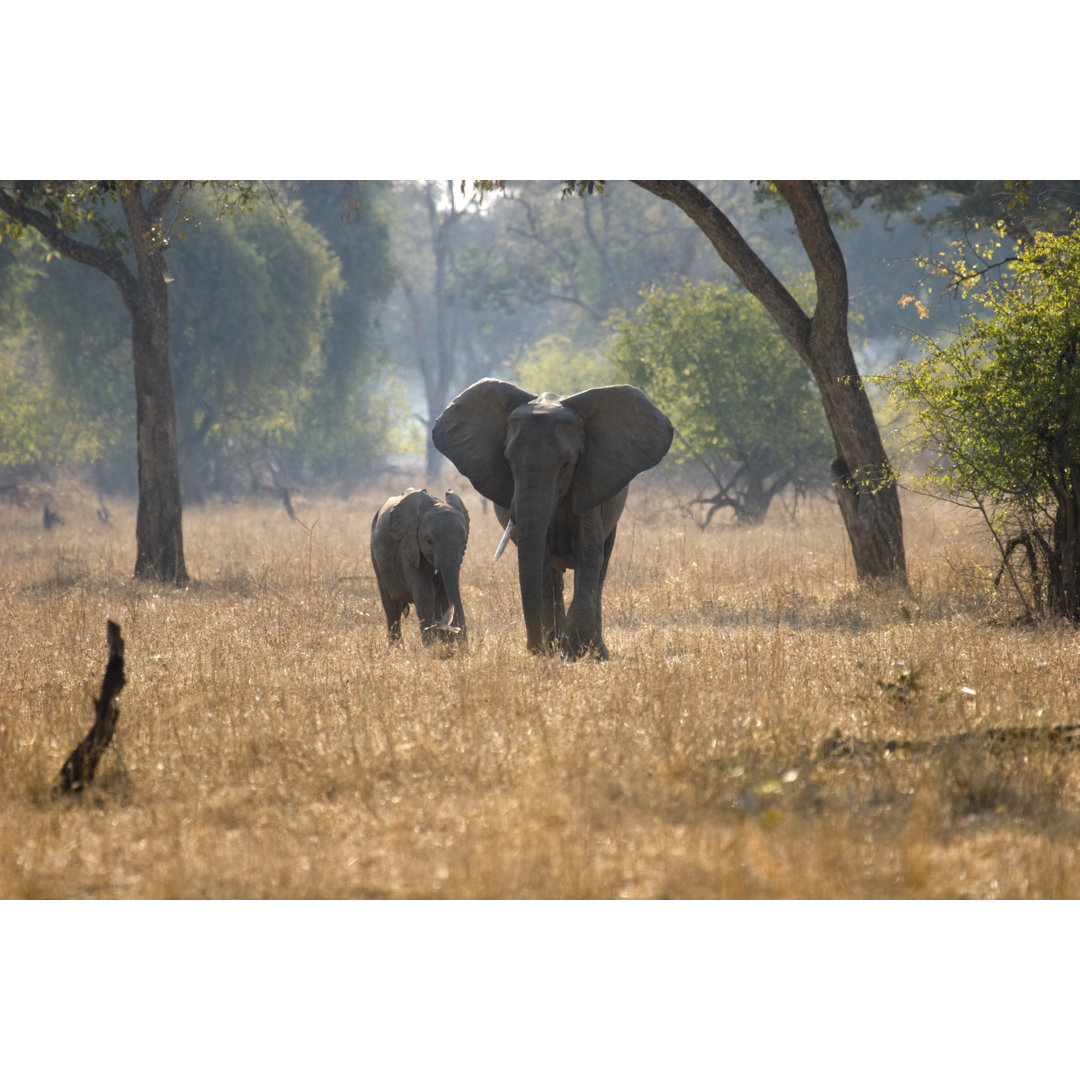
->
[0,179,994,508]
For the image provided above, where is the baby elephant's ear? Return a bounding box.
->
[443,490,468,518]
[392,489,429,568]
[563,385,674,514]
[443,490,470,540]
[432,379,534,507]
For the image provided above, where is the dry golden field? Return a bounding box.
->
[4,473,1080,900]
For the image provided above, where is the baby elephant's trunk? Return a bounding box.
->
[434,558,467,641]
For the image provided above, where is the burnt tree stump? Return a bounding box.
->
[54,620,126,796]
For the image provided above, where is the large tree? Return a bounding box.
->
[630,180,907,586]
[5,182,398,500]
[0,180,262,585]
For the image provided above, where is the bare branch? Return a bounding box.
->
[54,621,127,796]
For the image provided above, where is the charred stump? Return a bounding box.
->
[54,620,126,796]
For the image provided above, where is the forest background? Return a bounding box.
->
[0,178,1032,508]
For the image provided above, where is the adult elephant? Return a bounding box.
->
[432,379,673,659]
[370,488,470,645]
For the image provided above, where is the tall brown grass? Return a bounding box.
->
[3,476,1079,899]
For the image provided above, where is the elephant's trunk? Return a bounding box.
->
[440,560,467,639]
[515,509,553,654]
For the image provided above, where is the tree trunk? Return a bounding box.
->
[632,180,907,587]
[0,182,189,586]
[122,188,189,585]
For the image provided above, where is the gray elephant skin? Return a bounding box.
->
[432,379,673,659]
[370,488,470,645]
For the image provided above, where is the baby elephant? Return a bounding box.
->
[370,488,470,645]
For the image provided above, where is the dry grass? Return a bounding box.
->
[3,476,1080,899]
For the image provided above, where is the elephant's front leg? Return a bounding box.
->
[539,559,561,651]
[563,508,608,659]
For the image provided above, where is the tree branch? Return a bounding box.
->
[148,180,181,223]
[631,180,812,355]
[772,180,849,331]
[53,620,126,796]
[0,186,138,312]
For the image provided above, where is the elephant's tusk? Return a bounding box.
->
[493,520,515,565]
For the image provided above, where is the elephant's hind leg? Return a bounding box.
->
[378,585,408,645]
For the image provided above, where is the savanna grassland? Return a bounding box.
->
[3,475,1080,900]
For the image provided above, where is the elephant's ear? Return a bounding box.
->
[431,379,534,507]
[564,385,674,514]
[392,489,429,568]
[443,490,470,549]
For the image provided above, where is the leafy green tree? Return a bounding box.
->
[0,228,128,477]
[0,329,113,473]
[4,211,137,487]
[0,227,42,328]
[609,281,831,524]
[13,189,347,497]
[1,181,400,510]
[882,224,1080,619]
[283,181,399,482]
[629,181,907,585]
[0,181,260,583]
[165,187,343,498]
